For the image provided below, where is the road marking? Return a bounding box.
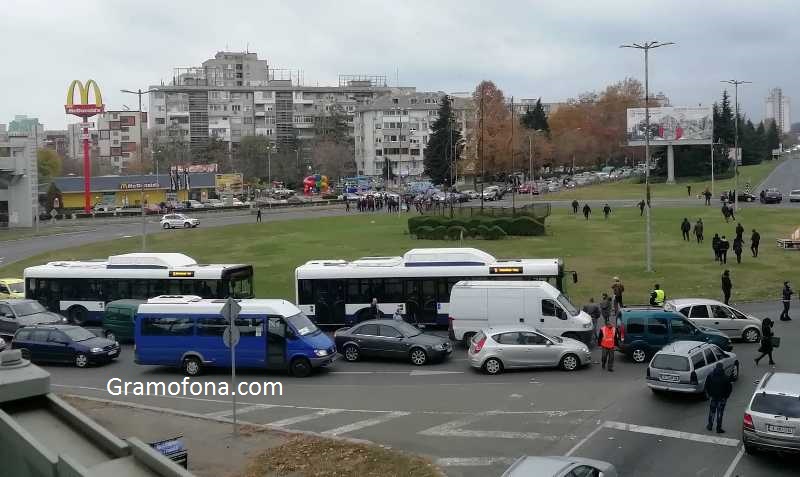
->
[268,409,344,427]
[565,421,606,456]
[419,413,559,441]
[321,411,410,436]
[436,457,517,467]
[603,421,740,447]
[205,403,274,418]
[327,371,409,375]
[408,370,464,376]
[722,446,745,477]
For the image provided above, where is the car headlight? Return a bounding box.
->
[582,322,592,329]
[90,347,103,353]
[0,337,5,346]
[314,349,329,357]
[436,343,448,351]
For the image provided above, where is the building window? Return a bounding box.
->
[410,149,420,156]
[121,142,137,153]
[99,130,110,139]
[110,147,121,156]
[120,116,135,126]
[122,135,130,141]
[156,118,165,125]
[231,105,241,112]
[109,121,120,130]
[375,149,382,156]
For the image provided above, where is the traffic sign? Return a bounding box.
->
[221,297,241,323]
[223,326,240,348]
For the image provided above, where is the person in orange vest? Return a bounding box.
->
[597,317,619,372]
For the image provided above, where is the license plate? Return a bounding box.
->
[766,424,794,434]
[659,374,680,383]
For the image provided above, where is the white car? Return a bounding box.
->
[160,214,199,229]
[206,199,225,208]
[665,298,762,343]
[789,190,800,202]
[187,200,204,209]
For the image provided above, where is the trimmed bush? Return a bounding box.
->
[416,226,434,239]
[476,224,491,239]
[507,216,546,236]
[486,225,507,240]
[446,225,467,240]
[431,225,448,240]
[410,214,545,239]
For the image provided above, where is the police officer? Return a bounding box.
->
[650,284,665,307]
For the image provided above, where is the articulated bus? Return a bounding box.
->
[295,248,577,326]
[24,253,254,324]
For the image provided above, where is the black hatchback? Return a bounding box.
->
[12,325,120,368]
[334,319,453,365]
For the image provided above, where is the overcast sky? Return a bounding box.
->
[2,0,797,130]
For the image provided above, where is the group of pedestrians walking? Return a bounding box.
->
[570,200,612,220]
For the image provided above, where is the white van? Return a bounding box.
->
[448,281,593,345]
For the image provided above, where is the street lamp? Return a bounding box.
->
[122,87,159,252]
[720,79,751,213]
[620,40,675,273]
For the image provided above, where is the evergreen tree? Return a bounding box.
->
[718,90,735,146]
[520,98,550,134]
[740,120,764,165]
[423,95,462,185]
[765,120,781,152]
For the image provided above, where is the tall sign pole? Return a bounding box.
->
[222,297,242,436]
[65,80,104,213]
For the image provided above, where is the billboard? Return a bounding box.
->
[215,173,243,194]
[170,164,218,173]
[627,106,712,145]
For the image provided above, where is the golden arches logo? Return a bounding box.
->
[66,79,103,106]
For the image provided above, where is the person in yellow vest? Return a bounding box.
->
[597,317,619,372]
[650,284,665,307]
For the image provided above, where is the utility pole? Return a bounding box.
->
[621,40,675,273]
[721,79,751,213]
[510,96,515,212]
[479,87,485,212]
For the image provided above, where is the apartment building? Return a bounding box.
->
[765,87,791,134]
[0,125,38,227]
[7,115,45,147]
[95,110,149,173]
[43,130,69,158]
[354,92,473,178]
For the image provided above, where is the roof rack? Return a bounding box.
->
[759,371,774,390]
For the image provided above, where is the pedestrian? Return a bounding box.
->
[256,208,262,223]
[638,200,645,216]
[600,292,613,323]
[370,297,381,319]
[611,277,625,309]
[712,233,721,262]
[582,203,591,220]
[704,188,712,206]
[728,202,736,221]
[582,297,602,337]
[597,317,618,372]
[572,200,579,214]
[681,218,691,241]
[754,318,776,366]
[345,199,350,212]
[718,235,730,264]
[735,223,744,242]
[780,281,793,321]
[705,362,733,434]
[392,305,404,321]
[750,229,760,257]
[721,203,730,223]
[732,236,743,264]
[649,283,665,307]
[721,270,732,305]
[687,185,692,197]
[760,189,766,203]
[603,203,611,220]
[693,218,704,244]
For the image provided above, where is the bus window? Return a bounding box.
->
[197,317,226,336]
[384,279,403,302]
[298,280,314,303]
[194,280,217,298]
[150,280,169,297]
[131,281,149,300]
[436,278,449,302]
[141,316,195,336]
[228,276,253,299]
[346,279,361,303]
[236,318,263,337]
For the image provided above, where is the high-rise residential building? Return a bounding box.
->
[0,124,38,227]
[765,87,791,134]
[8,115,45,147]
[43,130,69,158]
[149,51,398,162]
[354,92,473,178]
[95,110,149,174]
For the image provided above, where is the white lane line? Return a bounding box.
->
[565,421,606,456]
[327,371,409,375]
[419,413,559,441]
[409,370,464,376]
[205,403,275,418]
[436,457,518,467]
[603,421,740,447]
[268,409,344,427]
[321,411,410,436]
[722,446,745,477]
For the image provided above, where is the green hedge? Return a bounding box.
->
[409,215,544,239]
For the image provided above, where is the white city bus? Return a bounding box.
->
[24,253,254,324]
[294,248,577,326]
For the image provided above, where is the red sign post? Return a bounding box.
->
[65,80,104,213]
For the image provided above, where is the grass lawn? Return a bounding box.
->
[2,204,797,307]
[545,160,782,200]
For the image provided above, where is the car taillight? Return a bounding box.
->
[743,413,754,431]
[473,337,486,353]
[690,371,698,385]
[618,323,625,341]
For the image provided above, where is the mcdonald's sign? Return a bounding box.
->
[65,79,104,116]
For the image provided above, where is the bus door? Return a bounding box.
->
[314,280,346,325]
[406,279,438,325]
[266,316,287,369]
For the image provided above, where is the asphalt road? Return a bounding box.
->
[39,300,799,477]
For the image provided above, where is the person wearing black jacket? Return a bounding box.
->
[721,270,732,305]
[780,282,793,321]
[681,218,691,241]
[712,234,721,262]
[754,318,776,365]
[750,229,760,257]
[735,223,744,241]
[732,237,743,264]
[718,236,730,264]
[705,362,733,433]
[571,200,579,214]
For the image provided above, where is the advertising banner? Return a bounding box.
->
[627,106,713,145]
[215,173,244,194]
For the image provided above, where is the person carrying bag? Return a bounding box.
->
[754,318,776,366]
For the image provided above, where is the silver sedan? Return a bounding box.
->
[468,325,592,375]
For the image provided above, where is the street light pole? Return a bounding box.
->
[621,40,675,273]
[721,80,751,213]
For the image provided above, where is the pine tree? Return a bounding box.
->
[520,98,549,134]
[718,90,735,146]
[765,120,781,152]
[423,95,463,185]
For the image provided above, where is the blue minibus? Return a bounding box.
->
[134,296,337,377]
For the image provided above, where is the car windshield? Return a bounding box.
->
[390,321,422,337]
[651,354,690,371]
[13,301,46,316]
[62,327,96,342]
[8,282,24,293]
[286,312,320,336]
[557,294,580,316]
[751,393,800,418]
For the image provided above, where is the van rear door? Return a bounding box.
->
[487,288,524,327]
[449,286,488,340]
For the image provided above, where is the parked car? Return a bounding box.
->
[334,319,452,365]
[646,341,739,394]
[481,186,500,201]
[789,190,800,202]
[0,336,6,352]
[720,192,757,202]
[160,213,199,229]
[502,456,617,477]
[93,204,121,213]
[0,299,66,339]
[616,307,732,363]
[761,188,783,204]
[11,324,120,367]
[665,298,762,343]
[518,182,538,195]
[0,278,25,299]
[461,190,481,200]
[231,198,245,207]
[468,325,592,374]
[102,299,144,343]
[205,198,225,208]
[743,372,800,455]
[186,200,205,209]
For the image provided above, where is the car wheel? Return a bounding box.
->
[743,328,760,343]
[183,222,191,228]
[182,356,202,376]
[291,357,312,377]
[483,357,503,375]
[560,353,580,371]
[343,344,360,362]
[162,223,170,229]
[409,348,428,366]
[67,306,88,325]
[74,353,89,368]
[631,347,648,363]
[104,330,116,342]
[730,362,740,382]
